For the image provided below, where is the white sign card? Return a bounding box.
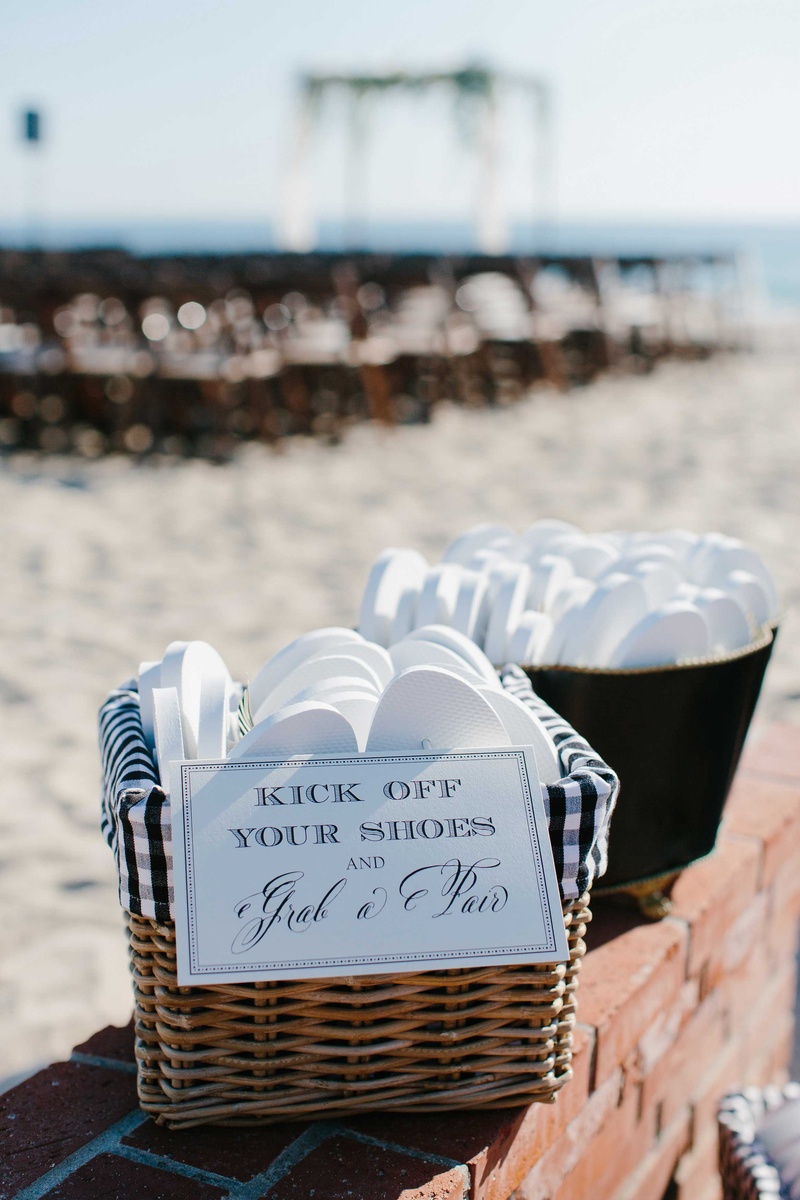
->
[170,747,568,985]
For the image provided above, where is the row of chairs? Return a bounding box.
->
[0,249,741,458]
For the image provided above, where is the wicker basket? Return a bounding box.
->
[101,669,615,1129]
[718,1085,800,1200]
[127,894,590,1129]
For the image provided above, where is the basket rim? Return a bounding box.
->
[509,622,775,679]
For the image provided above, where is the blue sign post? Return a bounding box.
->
[20,107,45,247]
[23,110,41,144]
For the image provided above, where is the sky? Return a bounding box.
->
[1,0,800,232]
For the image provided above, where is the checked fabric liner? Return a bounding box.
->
[99,664,619,924]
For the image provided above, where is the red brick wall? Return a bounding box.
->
[2,724,799,1200]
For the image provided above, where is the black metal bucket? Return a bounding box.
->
[524,627,776,910]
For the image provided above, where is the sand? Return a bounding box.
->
[1,346,799,1085]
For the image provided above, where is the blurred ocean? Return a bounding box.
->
[1,218,798,308]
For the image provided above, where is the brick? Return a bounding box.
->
[399,1173,466,1200]
[613,1108,692,1200]
[514,1067,625,1200]
[343,1027,595,1200]
[689,886,772,1011]
[693,1181,723,1200]
[72,1018,135,1064]
[640,985,728,1133]
[741,723,800,783]
[262,1135,466,1200]
[740,963,796,1052]
[764,1023,795,1085]
[688,971,796,1151]
[765,854,800,967]
[723,775,800,887]
[13,725,798,1200]
[342,1107,519,1181]
[717,903,796,1044]
[123,1117,309,1183]
[673,1127,721,1200]
[668,835,761,983]
[39,1152,226,1199]
[716,926,772,1031]
[720,889,770,976]
[578,915,688,1086]
[738,992,796,1086]
[548,1070,656,1200]
[0,1061,138,1198]
[637,977,701,1079]
[686,1034,742,1155]
[474,1025,595,1200]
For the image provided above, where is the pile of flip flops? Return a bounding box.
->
[358,521,779,669]
[137,626,562,792]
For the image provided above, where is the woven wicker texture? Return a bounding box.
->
[127,893,589,1129]
[718,1086,798,1200]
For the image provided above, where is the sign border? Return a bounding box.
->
[176,748,564,978]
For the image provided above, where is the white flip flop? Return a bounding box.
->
[359,549,429,646]
[152,686,186,791]
[608,603,710,668]
[506,611,554,666]
[694,589,752,652]
[406,625,500,687]
[415,564,464,628]
[161,641,232,759]
[483,565,533,665]
[249,628,365,716]
[228,701,360,761]
[137,660,161,751]
[450,569,492,643]
[366,666,510,754]
[253,654,384,720]
[441,523,516,564]
[390,637,487,682]
[561,574,649,668]
[478,687,561,783]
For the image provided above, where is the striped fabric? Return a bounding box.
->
[100,668,619,921]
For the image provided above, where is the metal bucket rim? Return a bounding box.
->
[509,623,775,679]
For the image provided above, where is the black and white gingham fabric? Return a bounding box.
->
[99,679,171,923]
[718,1086,800,1199]
[100,667,619,921]
[500,665,619,900]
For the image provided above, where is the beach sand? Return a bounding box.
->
[1,347,799,1083]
